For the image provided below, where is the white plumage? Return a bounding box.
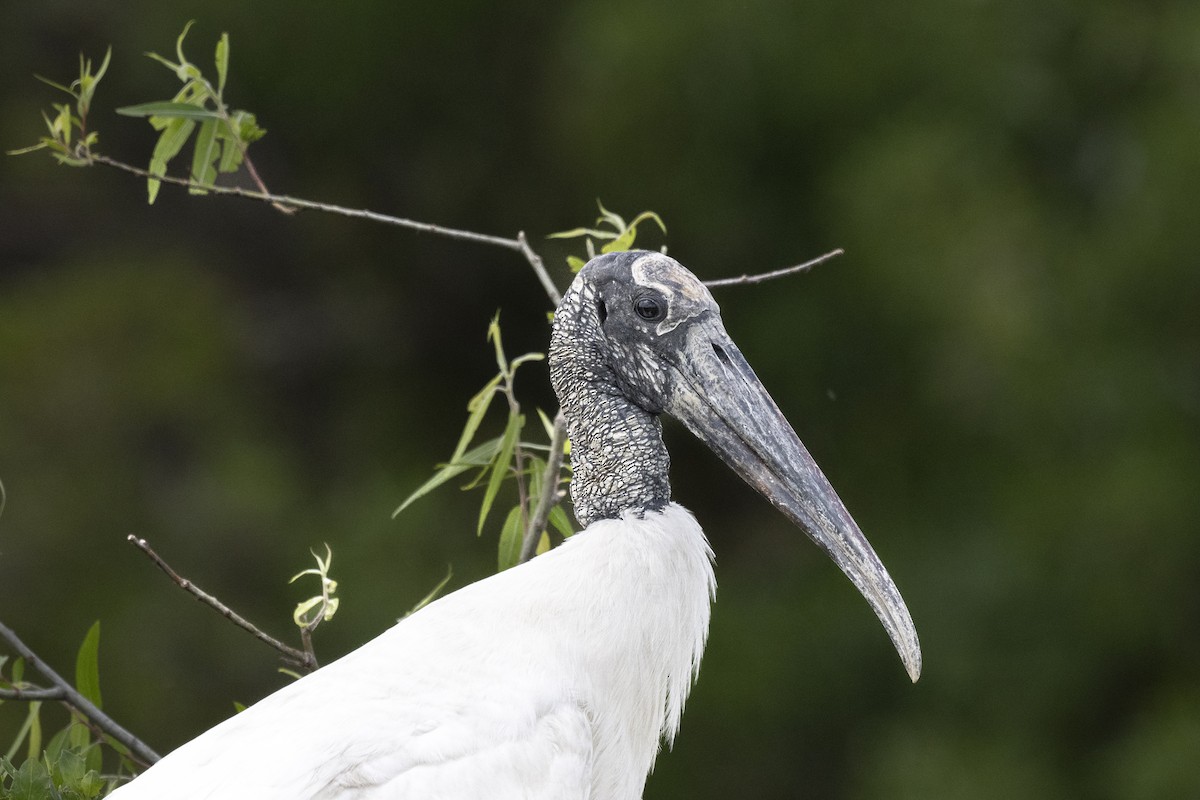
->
[112,505,714,800]
[110,251,918,799]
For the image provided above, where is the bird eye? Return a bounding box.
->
[634,295,665,321]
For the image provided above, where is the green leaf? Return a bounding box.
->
[5,141,50,157]
[478,412,522,536]
[92,46,112,84]
[144,50,182,74]
[175,20,197,72]
[452,373,502,462]
[601,224,637,254]
[567,255,587,272]
[146,117,196,203]
[392,437,502,517]
[189,117,219,193]
[595,199,626,232]
[83,738,101,775]
[213,111,264,174]
[487,313,508,374]
[33,74,74,96]
[79,767,107,798]
[8,756,49,800]
[549,504,575,538]
[74,621,102,709]
[215,33,230,96]
[68,721,91,755]
[509,352,545,372]
[231,110,266,144]
[215,129,244,173]
[116,102,220,121]
[536,408,556,441]
[26,706,41,763]
[51,104,72,146]
[404,565,453,618]
[628,210,667,236]
[496,505,524,571]
[3,702,39,763]
[547,226,613,240]
[77,47,112,119]
[11,657,24,685]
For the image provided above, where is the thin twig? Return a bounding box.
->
[704,248,844,287]
[86,155,570,308]
[0,686,65,701]
[517,231,563,306]
[89,157,524,252]
[520,412,569,564]
[0,620,161,765]
[126,535,318,673]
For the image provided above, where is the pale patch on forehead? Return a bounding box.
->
[630,253,716,308]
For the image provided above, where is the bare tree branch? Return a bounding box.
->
[126,535,318,673]
[86,154,569,307]
[517,231,563,306]
[0,686,66,701]
[520,412,569,564]
[704,248,844,287]
[0,620,161,765]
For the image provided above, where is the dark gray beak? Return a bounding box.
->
[662,316,921,682]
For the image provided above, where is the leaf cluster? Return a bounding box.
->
[6,50,110,166]
[0,625,133,799]
[115,22,265,203]
[394,315,574,571]
[288,545,340,631]
[0,737,107,800]
[549,200,667,271]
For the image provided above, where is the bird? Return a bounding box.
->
[109,250,920,800]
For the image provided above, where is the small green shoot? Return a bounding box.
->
[7,48,111,166]
[289,545,339,631]
[549,200,668,271]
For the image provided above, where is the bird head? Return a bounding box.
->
[555,250,921,682]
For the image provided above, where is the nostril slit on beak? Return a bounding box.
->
[712,342,732,368]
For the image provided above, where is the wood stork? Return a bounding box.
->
[109,251,920,799]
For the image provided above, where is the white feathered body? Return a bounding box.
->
[112,504,715,800]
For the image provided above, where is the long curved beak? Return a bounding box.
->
[663,316,921,682]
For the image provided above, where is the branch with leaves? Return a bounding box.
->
[0,620,159,770]
[392,316,575,571]
[126,536,328,675]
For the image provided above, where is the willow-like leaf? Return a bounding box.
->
[595,199,626,232]
[73,621,102,709]
[452,373,502,462]
[215,33,230,96]
[477,412,522,536]
[117,101,220,120]
[146,116,196,203]
[392,437,502,517]
[496,505,524,571]
[190,117,219,193]
[549,505,575,538]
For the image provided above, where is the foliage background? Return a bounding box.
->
[2,1,1198,797]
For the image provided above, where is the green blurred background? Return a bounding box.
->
[2,1,1198,797]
